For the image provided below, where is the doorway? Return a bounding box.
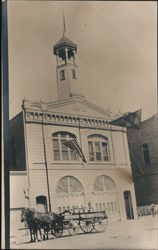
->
[124,191,134,219]
[36,196,48,213]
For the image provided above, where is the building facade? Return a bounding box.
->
[127,114,158,212]
[10,31,137,236]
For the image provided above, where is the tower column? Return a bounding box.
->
[65,48,69,63]
[56,51,59,66]
[73,50,76,65]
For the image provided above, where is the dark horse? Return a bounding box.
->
[21,208,42,242]
[21,208,58,242]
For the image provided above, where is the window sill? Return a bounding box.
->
[88,161,112,165]
[10,171,27,176]
[51,161,82,165]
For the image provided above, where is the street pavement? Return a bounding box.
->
[10,215,158,249]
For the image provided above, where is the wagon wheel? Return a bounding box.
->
[80,220,94,233]
[51,222,63,238]
[94,218,108,232]
[68,220,80,236]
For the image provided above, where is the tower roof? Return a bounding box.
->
[53,36,77,55]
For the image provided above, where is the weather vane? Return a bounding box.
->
[63,12,66,37]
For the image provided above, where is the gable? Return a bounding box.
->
[47,98,110,120]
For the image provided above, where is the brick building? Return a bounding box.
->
[10,31,137,236]
[127,114,158,212]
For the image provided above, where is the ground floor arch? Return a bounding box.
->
[87,175,120,220]
[54,174,120,221]
[55,175,85,212]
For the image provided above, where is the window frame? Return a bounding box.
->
[87,135,110,162]
[60,69,66,80]
[56,176,84,196]
[52,132,79,162]
[72,69,76,79]
[94,175,116,193]
[141,143,150,166]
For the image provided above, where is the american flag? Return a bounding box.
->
[63,138,86,163]
[108,109,142,129]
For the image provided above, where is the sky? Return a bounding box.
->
[8,1,157,120]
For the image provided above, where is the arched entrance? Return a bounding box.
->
[55,176,85,212]
[90,175,120,221]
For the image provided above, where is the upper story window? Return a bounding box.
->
[88,134,110,162]
[60,70,65,80]
[72,69,76,79]
[141,144,150,166]
[52,132,79,161]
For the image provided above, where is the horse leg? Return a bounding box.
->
[33,227,36,242]
[29,228,33,242]
[35,231,37,242]
[46,225,49,240]
[43,227,45,241]
[38,228,42,241]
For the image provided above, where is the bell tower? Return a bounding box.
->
[53,17,78,101]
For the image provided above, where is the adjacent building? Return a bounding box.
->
[10,29,137,236]
[127,114,158,214]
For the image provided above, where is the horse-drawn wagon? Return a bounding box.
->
[52,210,108,237]
[21,208,108,242]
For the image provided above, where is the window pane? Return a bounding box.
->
[88,141,95,161]
[72,69,76,79]
[142,144,150,166]
[60,70,65,80]
[144,151,150,165]
[56,177,69,193]
[70,149,79,161]
[60,132,67,138]
[53,139,60,160]
[61,139,69,160]
[102,142,109,161]
[70,177,83,193]
[94,177,104,192]
[95,142,102,160]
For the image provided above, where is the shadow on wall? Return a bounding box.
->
[117,169,133,184]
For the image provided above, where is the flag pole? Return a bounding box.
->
[41,113,52,213]
[78,118,85,167]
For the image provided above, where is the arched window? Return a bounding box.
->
[56,176,83,195]
[88,134,110,162]
[52,132,79,161]
[94,175,116,192]
[36,196,48,213]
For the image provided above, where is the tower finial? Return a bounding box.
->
[63,12,66,37]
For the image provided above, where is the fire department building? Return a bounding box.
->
[10,31,137,235]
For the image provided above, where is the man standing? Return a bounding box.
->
[150,203,155,218]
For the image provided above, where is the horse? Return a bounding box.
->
[36,212,55,240]
[21,208,42,242]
